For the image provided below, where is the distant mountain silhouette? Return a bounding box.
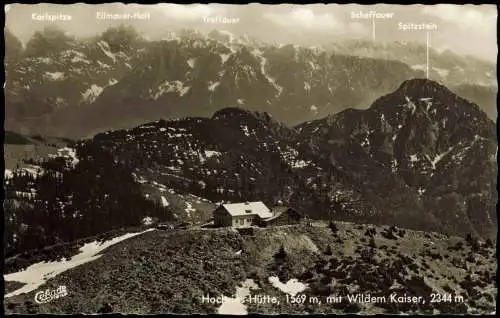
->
[5,29,496,138]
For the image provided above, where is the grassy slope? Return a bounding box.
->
[139,182,216,224]
[4,133,71,170]
[4,222,496,314]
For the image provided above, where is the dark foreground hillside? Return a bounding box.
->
[4,223,496,315]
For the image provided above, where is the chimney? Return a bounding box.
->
[245,201,250,205]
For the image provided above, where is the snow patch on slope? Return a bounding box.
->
[4,229,154,298]
[208,81,220,91]
[217,279,260,315]
[108,78,118,86]
[44,72,65,80]
[97,60,111,69]
[185,202,196,217]
[257,53,283,97]
[161,196,170,207]
[220,53,231,63]
[205,150,221,158]
[97,41,117,62]
[5,169,13,180]
[97,41,116,63]
[268,276,308,296]
[425,147,454,169]
[152,80,190,99]
[54,147,79,167]
[81,84,104,103]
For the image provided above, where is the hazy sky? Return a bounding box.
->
[5,3,498,62]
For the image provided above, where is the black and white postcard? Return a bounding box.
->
[3,3,497,315]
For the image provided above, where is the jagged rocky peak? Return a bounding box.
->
[391,78,489,116]
[396,78,453,97]
[211,107,289,137]
[213,107,253,119]
[207,29,233,43]
[327,108,364,124]
[212,107,271,122]
[177,28,205,40]
[371,78,493,124]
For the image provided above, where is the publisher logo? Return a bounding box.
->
[34,285,68,304]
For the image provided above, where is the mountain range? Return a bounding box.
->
[4,78,497,259]
[326,40,496,88]
[4,27,497,139]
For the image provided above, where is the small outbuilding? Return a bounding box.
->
[258,207,305,227]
